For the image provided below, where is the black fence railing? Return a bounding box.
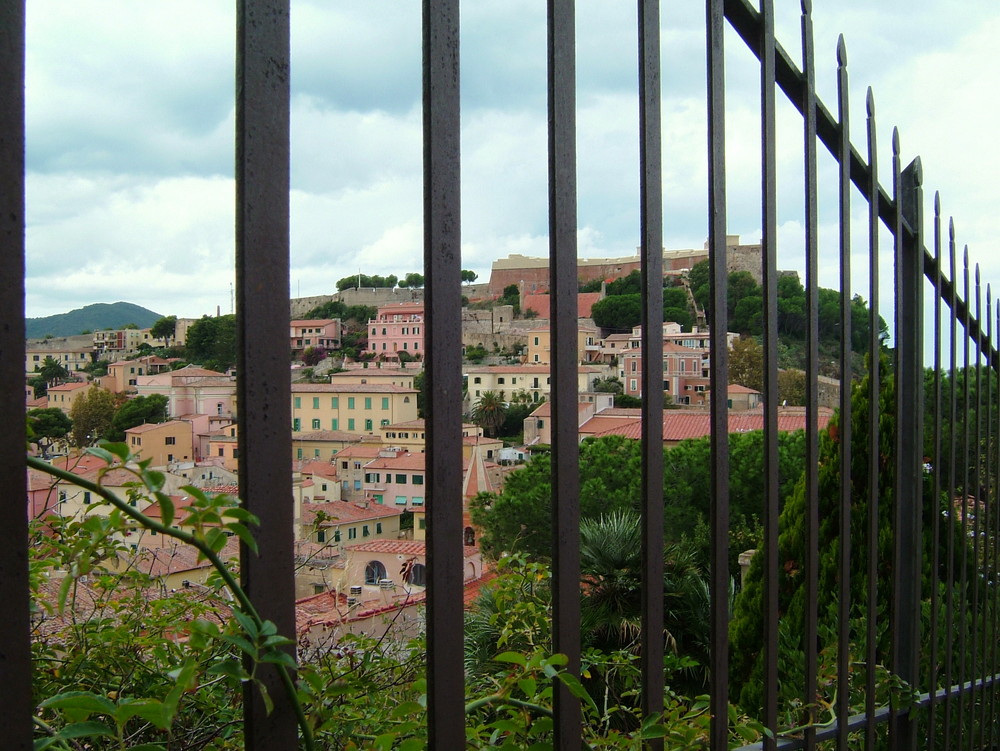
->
[3,1,1000,749]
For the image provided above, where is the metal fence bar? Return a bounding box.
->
[234,2,296,747]
[981,284,993,749]
[0,1,31,748]
[944,224,959,750]
[800,3,820,747]
[421,0,466,746]
[864,87,881,751]
[637,0,665,737]
[758,0,780,745]
[972,266,984,749]
[547,0,582,746]
[835,34,853,751]
[893,154,924,751]
[958,245,971,748]
[706,1,730,747]
[928,193,944,751]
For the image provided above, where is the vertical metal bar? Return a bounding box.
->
[801,3,820,746]
[638,0,665,737]
[547,1,582,746]
[971,266,983,749]
[958,245,970,748]
[707,1,730,747]
[980,283,992,749]
[759,1,780,745]
[864,87,881,751]
[928,193,944,751]
[835,35,852,751]
[992,304,1000,751]
[893,149,923,751]
[235,2,296,747]
[0,2,31,748]
[944,222,958,750]
[422,0,465,746]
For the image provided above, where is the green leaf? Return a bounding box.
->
[154,492,175,528]
[206,659,251,682]
[390,701,425,719]
[260,650,298,670]
[232,609,259,639]
[141,468,165,492]
[493,651,528,667]
[555,672,597,714]
[517,677,537,698]
[256,680,275,715]
[397,738,426,751]
[99,441,132,462]
[116,698,172,730]
[86,446,116,465]
[225,521,258,552]
[222,506,258,524]
[41,690,116,716]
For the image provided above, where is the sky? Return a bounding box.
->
[23,1,1000,328]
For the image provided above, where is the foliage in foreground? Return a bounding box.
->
[29,445,772,749]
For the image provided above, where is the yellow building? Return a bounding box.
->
[524,324,601,365]
[328,367,417,390]
[47,381,96,415]
[464,364,606,404]
[293,429,364,462]
[125,420,194,468]
[291,383,419,437]
[207,422,240,472]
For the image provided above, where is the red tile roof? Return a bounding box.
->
[300,501,402,526]
[590,408,833,442]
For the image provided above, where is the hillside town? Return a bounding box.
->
[24,238,834,647]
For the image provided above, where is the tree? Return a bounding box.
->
[184,314,237,372]
[27,407,72,458]
[470,391,507,437]
[728,336,764,392]
[399,272,424,289]
[150,315,177,347]
[37,355,70,384]
[591,294,642,331]
[302,347,327,366]
[461,269,479,285]
[69,386,117,447]
[105,394,169,442]
[593,376,624,394]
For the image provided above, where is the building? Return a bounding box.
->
[290,319,341,353]
[365,302,424,359]
[291,383,419,437]
[134,365,236,419]
[293,429,364,462]
[25,346,93,375]
[524,323,602,365]
[464,364,607,404]
[124,421,195,468]
[46,381,94,415]
[328,367,417,389]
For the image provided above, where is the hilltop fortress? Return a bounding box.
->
[487,235,762,296]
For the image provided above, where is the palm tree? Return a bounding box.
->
[470,390,507,437]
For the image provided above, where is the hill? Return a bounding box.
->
[25,302,163,339]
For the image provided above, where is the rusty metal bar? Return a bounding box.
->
[547,0,582,746]
[707,0,730,746]
[422,0,466,746]
[637,0,665,737]
[835,34,852,751]
[0,1,31,748]
[892,152,923,751]
[759,0,780,745]
[801,3,820,747]
[235,1,296,747]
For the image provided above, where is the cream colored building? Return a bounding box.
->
[464,364,607,404]
[328,368,417,390]
[524,324,601,365]
[291,383,419,437]
[47,382,95,415]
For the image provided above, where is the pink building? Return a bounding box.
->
[366,302,424,359]
[290,319,341,353]
[621,341,705,403]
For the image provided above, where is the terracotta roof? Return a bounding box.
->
[298,460,339,478]
[47,381,90,393]
[300,501,402,526]
[125,420,184,435]
[345,539,479,557]
[726,384,762,394]
[294,430,362,442]
[364,452,426,471]
[590,408,834,442]
[333,444,386,460]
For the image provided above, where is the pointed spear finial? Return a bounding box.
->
[837,35,847,66]
[934,191,940,216]
[950,217,955,241]
[801,0,811,15]
[976,263,981,286]
[866,87,875,117]
[964,245,969,269]
[892,127,900,155]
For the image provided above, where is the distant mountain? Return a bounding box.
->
[25,302,163,339]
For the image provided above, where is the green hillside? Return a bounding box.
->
[25,302,163,339]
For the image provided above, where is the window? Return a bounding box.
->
[293,418,300,431]
[312,397,320,409]
[354,480,361,490]
[83,491,91,503]
[630,379,638,391]
[294,396,301,408]
[374,494,383,504]
[395,474,406,484]
[376,522,382,534]
[418,518,426,530]
[341,461,349,470]
[362,525,370,537]
[474,377,481,384]
[533,354,539,362]
[348,418,355,431]
[348,397,355,409]
[381,397,389,410]
[533,336,539,345]
[412,474,423,485]
[165,436,176,445]
[332,419,338,430]
[395,495,407,505]
[411,496,424,506]
[349,527,357,540]
[405,563,426,587]
[365,560,387,584]
[365,397,372,410]
[364,419,373,431]
[332,397,339,408]
[311,418,321,429]
[314,449,320,458]
[498,377,505,384]
[380,419,390,427]
[317,530,326,543]
[218,448,224,457]
[297,448,303,459]
[334,530,341,542]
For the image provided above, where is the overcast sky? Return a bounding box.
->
[24,1,1000,327]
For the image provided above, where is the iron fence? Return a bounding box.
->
[2,0,1000,749]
